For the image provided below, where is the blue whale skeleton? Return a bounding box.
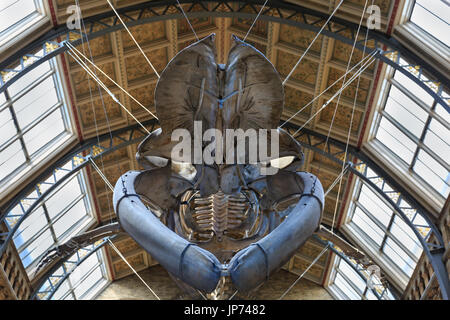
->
[37,34,376,300]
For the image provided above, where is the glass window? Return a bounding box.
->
[0,0,46,49]
[346,179,425,282]
[410,0,450,47]
[0,56,72,187]
[0,0,40,34]
[373,63,450,199]
[48,249,108,300]
[329,257,394,300]
[8,169,94,270]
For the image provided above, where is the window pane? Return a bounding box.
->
[376,117,416,164]
[384,86,427,138]
[410,0,450,47]
[435,102,450,123]
[383,238,415,276]
[51,281,71,300]
[358,184,393,227]
[424,119,450,161]
[353,207,384,246]
[13,206,47,248]
[334,273,361,300]
[22,108,66,156]
[339,260,366,292]
[393,71,434,106]
[69,254,99,285]
[8,61,52,97]
[19,229,54,268]
[46,176,83,219]
[0,108,16,147]
[14,75,59,129]
[74,267,103,299]
[0,140,26,181]
[414,150,450,197]
[390,216,422,259]
[0,0,37,34]
[53,199,88,238]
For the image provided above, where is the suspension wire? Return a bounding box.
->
[89,158,114,191]
[330,0,373,234]
[282,0,344,86]
[243,0,269,42]
[229,289,238,300]
[197,290,208,300]
[176,0,199,41]
[108,239,161,300]
[107,0,160,78]
[89,158,161,300]
[75,0,117,226]
[324,163,350,197]
[278,245,329,300]
[278,48,377,129]
[291,54,376,136]
[311,0,369,235]
[67,43,158,120]
[66,45,151,134]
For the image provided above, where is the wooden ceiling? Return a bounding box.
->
[52,0,395,286]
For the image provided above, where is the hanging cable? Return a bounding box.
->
[278,244,329,300]
[279,49,377,129]
[330,0,373,234]
[89,158,114,191]
[176,0,199,41]
[89,147,160,300]
[66,45,151,134]
[75,0,117,226]
[229,289,238,300]
[325,163,350,197]
[243,0,269,42]
[282,0,344,86]
[291,55,376,136]
[309,0,369,235]
[67,43,158,120]
[108,239,161,300]
[107,0,160,78]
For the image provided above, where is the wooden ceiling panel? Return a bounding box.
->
[124,47,168,83]
[284,85,314,116]
[71,61,117,97]
[279,25,324,55]
[78,95,126,132]
[121,22,167,50]
[276,50,319,85]
[318,101,364,135]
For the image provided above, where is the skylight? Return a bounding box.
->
[6,165,95,272]
[0,0,46,49]
[0,56,74,192]
[328,256,395,300]
[342,172,428,287]
[371,58,450,200]
[410,0,450,47]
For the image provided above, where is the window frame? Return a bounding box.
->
[340,176,426,290]
[0,54,78,198]
[9,167,98,275]
[365,60,449,212]
[41,247,110,300]
[0,0,50,53]
[327,255,395,300]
